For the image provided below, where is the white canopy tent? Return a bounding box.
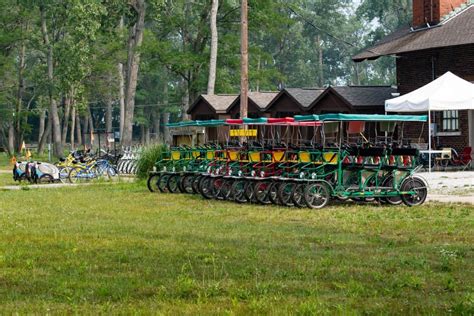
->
[385,71,474,171]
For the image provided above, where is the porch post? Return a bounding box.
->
[428,109,432,173]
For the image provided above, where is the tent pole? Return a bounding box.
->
[428,109,432,173]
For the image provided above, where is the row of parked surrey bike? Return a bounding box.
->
[147,114,429,209]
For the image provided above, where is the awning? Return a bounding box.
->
[385,72,474,112]
[295,113,427,122]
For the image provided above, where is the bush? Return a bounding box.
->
[136,144,168,179]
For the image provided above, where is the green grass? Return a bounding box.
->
[0,172,15,186]
[0,182,473,314]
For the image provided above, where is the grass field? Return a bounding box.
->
[0,182,473,314]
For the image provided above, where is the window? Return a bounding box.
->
[442,110,459,132]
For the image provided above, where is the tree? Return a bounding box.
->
[122,0,146,146]
[240,0,248,118]
[207,0,219,95]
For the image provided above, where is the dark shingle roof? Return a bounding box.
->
[284,88,325,108]
[332,86,397,107]
[353,5,474,62]
[202,94,239,112]
[248,92,279,109]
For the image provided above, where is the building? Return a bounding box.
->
[353,0,474,151]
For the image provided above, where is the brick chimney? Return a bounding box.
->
[412,0,468,28]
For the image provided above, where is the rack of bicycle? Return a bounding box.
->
[147,114,431,208]
[12,146,142,184]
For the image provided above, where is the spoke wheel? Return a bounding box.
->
[192,175,202,194]
[292,183,306,208]
[58,167,71,184]
[147,174,160,192]
[268,182,281,205]
[220,178,234,200]
[199,176,214,199]
[254,181,272,205]
[212,177,225,200]
[304,182,330,209]
[278,182,295,207]
[68,168,82,184]
[167,174,181,193]
[381,176,403,205]
[181,174,195,194]
[231,180,248,203]
[244,181,256,203]
[157,174,171,193]
[401,177,428,207]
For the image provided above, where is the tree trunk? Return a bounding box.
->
[38,109,46,145]
[182,79,190,121]
[61,94,72,146]
[76,111,82,148]
[15,41,26,152]
[106,97,113,134]
[40,6,62,157]
[240,0,249,119]
[38,114,52,154]
[70,105,76,150]
[82,113,89,148]
[8,122,15,155]
[88,107,95,148]
[317,35,324,87]
[207,0,219,95]
[118,16,125,140]
[163,112,170,145]
[145,126,150,145]
[140,125,145,144]
[152,111,161,142]
[122,0,146,146]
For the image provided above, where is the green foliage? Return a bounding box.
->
[0,0,412,147]
[136,143,168,179]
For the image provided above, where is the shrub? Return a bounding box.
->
[136,144,168,179]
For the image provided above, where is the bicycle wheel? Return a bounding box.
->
[268,182,281,205]
[304,182,330,209]
[381,176,403,205]
[220,178,234,200]
[291,183,306,208]
[68,168,82,184]
[231,179,248,203]
[278,182,295,206]
[244,180,256,203]
[212,177,225,200]
[401,177,428,207]
[107,166,119,178]
[60,167,73,184]
[167,174,180,193]
[180,174,195,194]
[157,173,171,193]
[254,181,272,205]
[199,176,214,199]
[147,174,160,192]
[192,175,202,194]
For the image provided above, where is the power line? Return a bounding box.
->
[87,102,183,110]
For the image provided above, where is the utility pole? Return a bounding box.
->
[240,0,249,119]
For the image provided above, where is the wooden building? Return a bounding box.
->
[353,0,474,152]
[187,94,238,120]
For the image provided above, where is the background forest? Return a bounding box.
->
[0,0,412,156]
